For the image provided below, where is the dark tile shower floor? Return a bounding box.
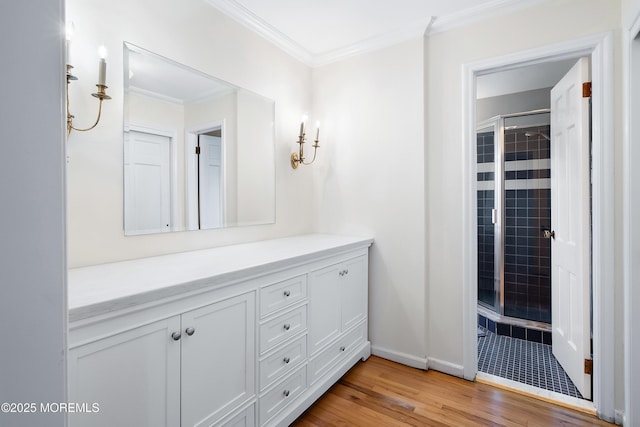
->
[478,328,584,399]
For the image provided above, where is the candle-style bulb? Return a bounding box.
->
[65,22,75,41]
[65,22,75,65]
[299,114,308,137]
[98,45,108,59]
[315,121,320,141]
[97,45,107,86]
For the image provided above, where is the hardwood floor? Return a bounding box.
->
[291,356,614,426]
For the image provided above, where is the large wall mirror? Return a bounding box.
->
[123,43,275,235]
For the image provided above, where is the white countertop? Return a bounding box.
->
[68,234,373,322]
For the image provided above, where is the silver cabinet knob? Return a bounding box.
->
[339,271,344,276]
[344,269,349,275]
[340,346,346,352]
[283,357,291,364]
[171,332,181,341]
[283,390,290,397]
[283,323,291,331]
[283,290,291,297]
[185,327,195,336]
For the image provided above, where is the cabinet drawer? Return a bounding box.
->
[259,365,307,425]
[260,275,307,317]
[308,322,366,385]
[260,305,307,354]
[260,335,307,390]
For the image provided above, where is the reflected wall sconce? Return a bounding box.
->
[66,24,111,136]
[291,114,320,169]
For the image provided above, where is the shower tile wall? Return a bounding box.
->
[477,131,495,308]
[503,126,551,323]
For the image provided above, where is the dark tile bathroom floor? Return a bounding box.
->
[477,328,584,399]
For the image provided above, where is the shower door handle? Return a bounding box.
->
[543,229,555,239]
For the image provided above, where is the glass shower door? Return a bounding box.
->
[477,122,500,312]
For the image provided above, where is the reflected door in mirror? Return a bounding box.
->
[124,130,172,234]
[198,134,223,229]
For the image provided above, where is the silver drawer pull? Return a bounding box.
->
[283,290,291,297]
[283,323,291,331]
[171,332,181,341]
[185,327,195,336]
[283,356,291,364]
[340,346,346,352]
[283,390,290,397]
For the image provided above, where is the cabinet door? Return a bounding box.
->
[68,317,181,427]
[308,263,342,355]
[180,292,256,427]
[341,256,368,331]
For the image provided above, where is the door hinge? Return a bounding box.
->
[582,82,592,98]
[584,358,593,375]
[195,146,201,155]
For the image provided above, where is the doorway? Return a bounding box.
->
[475,104,588,400]
[462,33,615,421]
[185,121,226,230]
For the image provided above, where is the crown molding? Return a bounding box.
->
[206,0,549,67]
[205,0,314,65]
[428,0,549,35]
[312,17,434,67]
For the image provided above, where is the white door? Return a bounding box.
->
[199,134,223,229]
[68,317,181,427]
[180,292,255,427]
[340,256,368,331]
[308,263,342,355]
[124,130,171,234]
[550,57,591,399]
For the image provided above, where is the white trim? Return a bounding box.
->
[429,0,549,35]
[370,345,428,370]
[624,9,640,427]
[124,123,180,233]
[427,357,465,378]
[205,0,313,65]
[206,0,551,67]
[462,32,615,421]
[312,17,433,67]
[476,372,597,414]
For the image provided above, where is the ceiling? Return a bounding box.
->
[206,0,545,66]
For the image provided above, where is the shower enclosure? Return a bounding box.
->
[477,110,552,324]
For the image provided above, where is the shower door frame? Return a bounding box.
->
[477,109,550,321]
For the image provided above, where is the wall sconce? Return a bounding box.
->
[291,115,320,169]
[66,25,110,136]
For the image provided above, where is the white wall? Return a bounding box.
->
[66,0,313,267]
[236,90,276,225]
[311,38,428,367]
[0,1,67,426]
[425,0,623,409]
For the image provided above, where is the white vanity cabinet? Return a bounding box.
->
[68,316,181,426]
[308,255,368,385]
[68,291,255,427]
[68,234,372,427]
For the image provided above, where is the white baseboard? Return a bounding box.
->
[371,345,428,370]
[614,409,624,425]
[427,357,465,378]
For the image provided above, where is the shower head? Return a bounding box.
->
[524,131,550,141]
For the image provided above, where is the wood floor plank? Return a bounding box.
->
[291,356,614,426]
